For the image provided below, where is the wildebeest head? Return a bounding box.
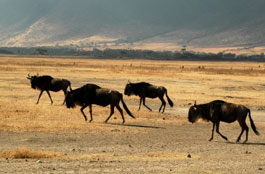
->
[65,91,76,108]
[124,81,133,96]
[27,73,39,89]
[188,101,204,123]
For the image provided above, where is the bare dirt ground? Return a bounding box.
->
[0,56,264,173]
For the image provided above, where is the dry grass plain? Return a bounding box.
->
[0,56,264,173]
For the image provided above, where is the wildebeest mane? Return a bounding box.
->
[193,100,226,121]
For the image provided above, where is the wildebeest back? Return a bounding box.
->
[79,84,101,103]
[144,86,161,98]
[94,88,115,107]
[127,82,151,96]
[49,78,70,92]
[218,103,244,123]
[69,84,101,106]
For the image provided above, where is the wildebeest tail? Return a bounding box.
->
[248,110,259,135]
[165,89,174,107]
[67,80,72,91]
[121,95,135,119]
[69,83,72,91]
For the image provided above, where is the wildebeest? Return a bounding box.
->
[124,81,173,113]
[27,74,72,104]
[65,83,135,123]
[188,100,259,143]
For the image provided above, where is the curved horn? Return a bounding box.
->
[27,73,31,79]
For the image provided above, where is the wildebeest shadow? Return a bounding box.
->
[225,141,265,146]
[108,123,165,129]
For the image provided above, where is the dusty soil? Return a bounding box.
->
[0,56,264,173]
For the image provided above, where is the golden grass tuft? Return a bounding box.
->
[0,147,62,159]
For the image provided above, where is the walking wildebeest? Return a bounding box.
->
[188,100,259,143]
[65,83,135,123]
[124,81,173,113]
[27,74,72,104]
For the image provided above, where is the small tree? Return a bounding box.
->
[34,48,48,55]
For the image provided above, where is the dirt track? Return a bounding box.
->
[0,57,264,173]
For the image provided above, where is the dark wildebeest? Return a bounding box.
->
[65,83,135,123]
[27,74,72,104]
[188,100,259,143]
[124,81,173,113]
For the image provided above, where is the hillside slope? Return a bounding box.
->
[1,0,265,53]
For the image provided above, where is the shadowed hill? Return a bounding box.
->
[0,0,265,50]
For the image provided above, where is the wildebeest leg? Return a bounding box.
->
[88,105,93,122]
[105,105,115,123]
[62,90,67,105]
[138,97,142,111]
[209,123,215,141]
[216,122,228,141]
[158,96,166,113]
[143,97,152,111]
[46,90,53,104]
[244,126,249,143]
[237,120,249,143]
[116,105,125,124]
[80,105,89,122]
[36,90,44,104]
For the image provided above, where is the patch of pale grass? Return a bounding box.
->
[0,147,62,159]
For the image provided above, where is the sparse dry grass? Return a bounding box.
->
[0,56,265,133]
